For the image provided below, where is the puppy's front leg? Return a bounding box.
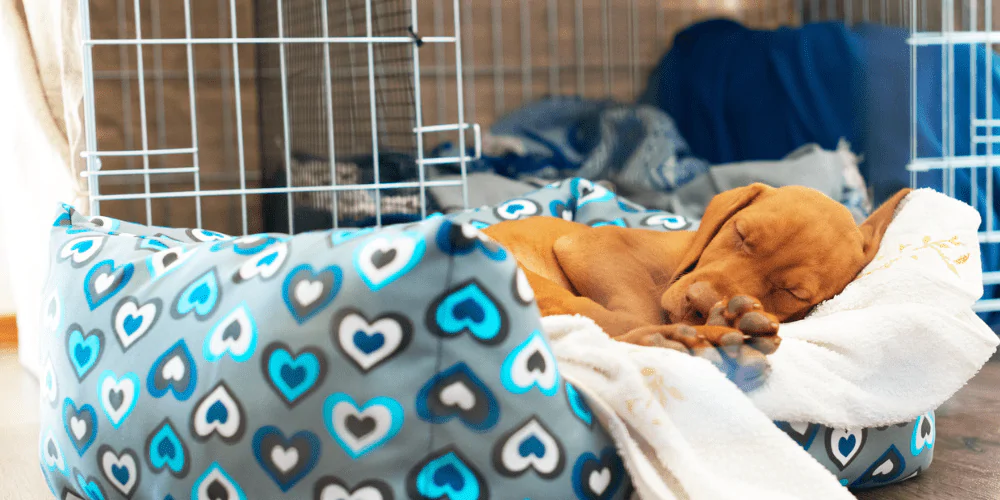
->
[519,266,651,337]
[552,229,667,327]
[617,296,781,355]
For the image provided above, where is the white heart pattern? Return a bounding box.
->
[492,417,565,478]
[161,356,186,381]
[146,246,196,281]
[112,297,161,350]
[500,330,560,396]
[191,383,246,443]
[99,445,140,497]
[42,290,60,332]
[334,308,413,372]
[42,357,58,405]
[204,304,258,362]
[294,280,324,307]
[494,199,541,220]
[270,445,299,473]
[642,213,690,230]
[41,431,66,473]
[354,234,424,292]
[328,398,399,457]
[99,372,138,428]
[316,477,393,500]
[826,428,867,471]
[589,468,612,495]
[512,267,535,305]
[234,242,289,283]
[94,272,116,294]
[70,417,88,440]
[58,236,105,267]
[911,412,935,456]
[439,382,476,411]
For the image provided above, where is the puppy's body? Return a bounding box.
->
[483,183,910,353]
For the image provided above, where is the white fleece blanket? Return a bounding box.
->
[545,189,998,499]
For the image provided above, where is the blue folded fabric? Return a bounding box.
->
[641,19,1000,324]
[431,96,711,193]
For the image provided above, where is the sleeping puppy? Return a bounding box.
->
[482,183,911,357]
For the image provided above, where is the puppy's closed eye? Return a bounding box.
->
[734,221,752,251]
[784,287,811,301]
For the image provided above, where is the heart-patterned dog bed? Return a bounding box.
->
[39,178,933,498]
[38,201,631,499]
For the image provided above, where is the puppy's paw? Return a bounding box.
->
[616,323,772,391]
[704,295,781,355]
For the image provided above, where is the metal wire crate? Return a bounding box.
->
[76,0,1000,311]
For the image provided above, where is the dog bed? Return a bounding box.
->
[38,178,988,498]
[38,202,630,499]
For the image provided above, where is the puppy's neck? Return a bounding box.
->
[623,230,697,290]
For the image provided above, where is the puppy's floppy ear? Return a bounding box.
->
[859,188,912,262]
[669,183,770,282]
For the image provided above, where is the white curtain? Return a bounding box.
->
[0,0,86,375]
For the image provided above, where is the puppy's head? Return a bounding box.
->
[661,183,911,324]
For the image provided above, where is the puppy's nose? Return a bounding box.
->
[686,282,722,315]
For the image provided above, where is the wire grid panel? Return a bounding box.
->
[904,0,1000,311]
[77,0,475,235]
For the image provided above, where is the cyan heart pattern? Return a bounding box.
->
[39,182,929,498]
[39,199,631,499]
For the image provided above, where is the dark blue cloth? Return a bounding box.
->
[641,19,1000,323]
[639,19,866,166]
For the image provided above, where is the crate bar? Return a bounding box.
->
[972,299,1000,312]
[520,0,532,102]
[276,0,294,233]
[411,0,428,219]
[91,180,466,201]
[909,0,917,190]
[413,123,473,133]
[82,168,199,178]
[986,0,994,236]
[969,0,977,210]
[79,0,101,216]
[85,36,458,46]
[462,0,476,126]
[417,155,479,166]
[364,0,383,226]
[151,0,168,174]
[115,0,135,172]
[907,156,1000,170]
[547,0,560,92]
[983,272,1000,285]
[453,0,469,209]
[81,147,199,158]
[183,0,202,228]
[229,0,249,235]
[601,0,610,94]
[491,0,504,115]
[908,31,1000,45]
[320,0,339,228]
[575,0,585,96]
[127,0,154,225]
[435,0,446,124]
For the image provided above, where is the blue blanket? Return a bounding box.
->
[641,20,1000,323]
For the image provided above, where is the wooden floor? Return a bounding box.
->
[2,348,999,499]
[855,353,1000,500]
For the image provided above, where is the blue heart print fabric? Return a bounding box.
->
[40,177,931,497]
[38,200,633,499]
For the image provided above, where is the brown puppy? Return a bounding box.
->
[482,183,910,355]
